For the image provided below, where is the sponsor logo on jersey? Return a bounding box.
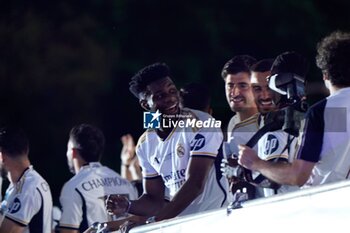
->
[190,134,206,151]
[264,134,279,155]
[143,110,161,129]
[163,169,186,182]
[176,143,185,157]
[8,197,21,214]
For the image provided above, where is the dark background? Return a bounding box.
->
[1,0,350,205]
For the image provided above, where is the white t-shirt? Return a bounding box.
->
[1,166,53,233]
[137,108,229,216]
[59,162,138,231]
[298,87,350,187]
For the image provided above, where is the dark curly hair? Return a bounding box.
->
[129,62,171,98]
[221,55,257,79]
[180,82,211,112]
[316,31,350,87]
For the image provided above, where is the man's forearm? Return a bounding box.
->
[129,194,166,216]
[256,160,301,186]
[155,178,204,221]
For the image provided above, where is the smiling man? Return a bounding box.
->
[106,62,228,226]
[221,55,259,199]
[250,59,277,115]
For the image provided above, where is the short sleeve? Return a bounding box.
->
[4,188,42,226]
[258,132,291,161]
[190,128,223,158]
[136,135,159,179]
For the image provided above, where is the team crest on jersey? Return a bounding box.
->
[176,143,185,157]
[263,134,279,155]
[190,134,206,151]
[8,197,21,214]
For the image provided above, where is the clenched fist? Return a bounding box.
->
[105,194,131,217]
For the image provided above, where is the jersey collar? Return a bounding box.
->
[79,162,102,172]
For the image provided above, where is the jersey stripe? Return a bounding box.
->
[190,152,217,157]
[75,188,89,231]
[144,174,160,180]
[58,225,80,230]
[265,154,289,161]
[214,144,227,207]
[297,99,326,162]
[4,216,28,227]
[28,188,44,232]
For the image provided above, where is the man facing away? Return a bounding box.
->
[0,126,53,233]
[58,124,138,233]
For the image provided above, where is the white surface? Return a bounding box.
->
[131,180,350,233]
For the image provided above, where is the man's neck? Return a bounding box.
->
[156,126,173,141]
[156,109,180,140]
[74,158,89,174]
[328,84,350,95]
[9,161,31,183]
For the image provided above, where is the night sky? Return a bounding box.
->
[1,0,350,204]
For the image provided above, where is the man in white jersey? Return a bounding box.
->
[249,53,308,196]
[220,55,259,198]
[58,124,137,232]
[239,31,350,188]
[0,126,53,233]
[105,63,228,228]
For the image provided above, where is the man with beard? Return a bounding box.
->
[250,59,277,116]
[105,62,228,227]
[247,53,307,197]
[239,31,350,189]
[58,124,137,233]
[0,126,52,233]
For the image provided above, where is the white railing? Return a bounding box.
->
[130,180,350,233]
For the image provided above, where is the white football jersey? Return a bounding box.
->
[137,108,229,216]
[257,131,299,196]
[226,113,260,154]
[59,162,138,231]
[0,166,53,233]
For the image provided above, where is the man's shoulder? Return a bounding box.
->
[231,113,260,131]
[136,129,157,149]
[182,108,211,121]
[23,168,49,189]
[99,165,127,181]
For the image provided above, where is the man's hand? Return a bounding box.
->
[220,158,241,184]
[105,194,131,217]
[120,134,136,166]
[238,144,262,171]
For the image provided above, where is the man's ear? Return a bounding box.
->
[0,152,4,162]
[140,99,150,111]
[323,72,329,81]
[72,148,79,159]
